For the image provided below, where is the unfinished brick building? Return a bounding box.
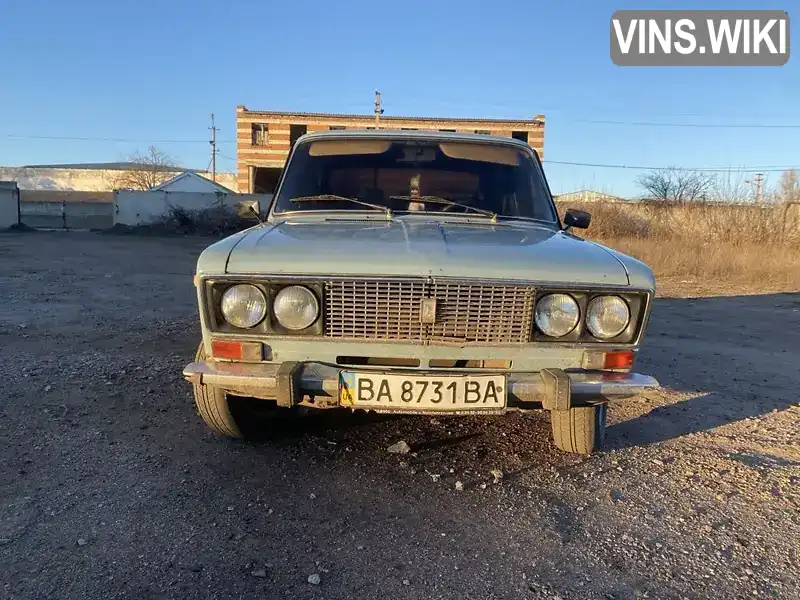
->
[235,105,545,194]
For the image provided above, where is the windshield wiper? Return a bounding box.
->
[495,215,557,225]
[290,194,392,218]
[389,195,497,222]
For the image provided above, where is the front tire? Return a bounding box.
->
[550,404,607,455]
[192,342,243,438]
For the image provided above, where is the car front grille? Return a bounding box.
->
[324,278,535,343]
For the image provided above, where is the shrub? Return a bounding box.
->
[556,200,800,286]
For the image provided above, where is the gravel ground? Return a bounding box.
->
[1,231,798,600]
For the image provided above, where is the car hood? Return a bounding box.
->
[217,217,634,286]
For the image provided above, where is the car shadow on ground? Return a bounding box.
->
[232,403,489,453]
[226,292,798,453]
[231,402,389,435]
[607,291,800,450]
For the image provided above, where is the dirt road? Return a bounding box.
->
[1,232,798,600]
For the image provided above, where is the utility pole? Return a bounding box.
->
[373,90,383,128]
[754,172,763,204]
[209,113,218,182]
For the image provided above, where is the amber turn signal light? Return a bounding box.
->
[582,350,634,370]
[210,340,263,361]
[603,350,634,369]
[211,340,244,360]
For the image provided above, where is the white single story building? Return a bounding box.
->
[151,171,235,194]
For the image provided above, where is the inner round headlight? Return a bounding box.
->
[220,284,267,329]
[273,285,319,331]
[535,294,580,337]
[586,295,630,340]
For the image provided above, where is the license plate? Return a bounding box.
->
[339,372,506,411]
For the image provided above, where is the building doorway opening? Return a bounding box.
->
[252,167,283,194]
[290,124,308,147]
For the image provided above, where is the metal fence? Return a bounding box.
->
[19,200,114,230]
[17,191,114,230]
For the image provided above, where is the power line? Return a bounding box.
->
[214,145,796,173]
[2,134,197,142]
[542,160,799,173]
[363,95,800,121]
[1,133,237,144]
[575,119,800,129]
[3,131,797,174]
[7,116,800,146]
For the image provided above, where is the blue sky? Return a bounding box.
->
[0,0,796,196]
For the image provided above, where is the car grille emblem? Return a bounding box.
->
[420,298,437,324]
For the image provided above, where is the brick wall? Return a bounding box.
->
[236,106,545,193]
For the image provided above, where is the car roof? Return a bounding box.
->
[295,128,534,150]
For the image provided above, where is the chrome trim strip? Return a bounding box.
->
[200,272,654,295]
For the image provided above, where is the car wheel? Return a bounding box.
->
[192,342,243,438]
[550,403,607,455]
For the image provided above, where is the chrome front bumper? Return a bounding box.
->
[182,361,659,411]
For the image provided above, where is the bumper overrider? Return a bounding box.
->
[182,360,659,414]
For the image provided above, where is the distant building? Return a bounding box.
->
[0,181,20,228]
[236,105,546,193]
[553,190,626,204]
[152,171,234,193]
[0,162,236,192]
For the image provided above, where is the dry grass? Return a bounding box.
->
[557,201,800,291]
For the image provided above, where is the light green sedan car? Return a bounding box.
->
[182,130,659,454]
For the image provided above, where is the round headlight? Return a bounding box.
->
[273,285,319,331]
[220,284,267,329]
[586,295,630,340]
[535,294,580,337]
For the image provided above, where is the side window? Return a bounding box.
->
[525,159,557,221]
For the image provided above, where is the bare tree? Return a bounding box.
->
[777,168,800,204]
[710,169,757,204]
[636,167,716,203]
[112,146,181,190]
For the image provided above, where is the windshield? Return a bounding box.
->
[270,138,558,222]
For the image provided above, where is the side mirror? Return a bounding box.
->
[236,200,261,220]
[563,208,591,230]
